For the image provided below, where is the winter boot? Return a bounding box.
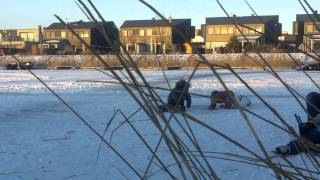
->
[159,105,169,113]
[274,145,290,155]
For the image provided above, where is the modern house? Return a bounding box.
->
[119,18,195,54]
[294,14,320,53]
[205,15,282,53]
[0,28,41,49]
[43,20,119,53]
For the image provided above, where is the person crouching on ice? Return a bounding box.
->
[160,80,191,112]
[208,90,251,110]
[274,92,320,156]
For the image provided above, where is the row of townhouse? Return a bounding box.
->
[0,21,119,55]
[0,14,319,55]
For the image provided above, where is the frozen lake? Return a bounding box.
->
[1,69,320,179]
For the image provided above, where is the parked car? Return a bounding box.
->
[20,62,33,70]
[298,63,320,71]
[5,63,19,70]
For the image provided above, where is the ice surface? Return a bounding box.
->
[0,69,320,179]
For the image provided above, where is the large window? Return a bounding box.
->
[55,31,61,38]
[139,30,145,36]
[50,31,55,38]
[227,26,234,34]
[127,29,140,36]
[84,31,89,38]
[220,27,228,34]
[233,25,263,34]
[145,28,170,36]
[235,27,241,34]
[122,30,128,36]
[242,27,249,34]
[152,29,159,36]
[214,27,221,34]
[67,31,73,38]
[208,27,214,35]
[219,26,234,34]
[248,26,256,34]
[45,32,50,38]
[256,26,263,33]
[161,28,170,36]
[207,26,236,35]
[20,33,28,41]
[61,31,66,38]
[133,29,140,36]
[306,24,320,33]
[79,31,89,38]
[307,24,314,33]
[20,32,35,41]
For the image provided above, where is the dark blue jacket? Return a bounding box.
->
[167,80,191,111]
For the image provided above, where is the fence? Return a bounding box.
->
[0,53,318,69]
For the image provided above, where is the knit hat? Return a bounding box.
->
[175,80,190,90]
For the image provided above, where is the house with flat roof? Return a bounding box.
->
[294,14,320,53]
[120,18,195,54]
[0,28,43,55]
[44,20,119,53]
[0,28,41,49]
[205,15,281,53]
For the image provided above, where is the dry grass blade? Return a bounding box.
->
[3,0,318,178]
[96,109,120,162]
[117,110,177,179]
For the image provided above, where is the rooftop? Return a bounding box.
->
[296,14,320,22]
[120,19,191,28]
[46,20,115,29]
[206,15,279,25]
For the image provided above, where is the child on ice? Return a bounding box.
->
[160,80,192,112]
[208,90,251,110]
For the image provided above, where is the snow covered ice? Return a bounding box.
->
[1,69,320,179]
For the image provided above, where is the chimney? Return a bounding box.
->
[315,10,318,14]
[152,17,156,21]
[169,16,172,23]
[38,25,43,43]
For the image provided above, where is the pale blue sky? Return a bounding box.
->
[0,0,319,33]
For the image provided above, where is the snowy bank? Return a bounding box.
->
[0,53,318,69]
